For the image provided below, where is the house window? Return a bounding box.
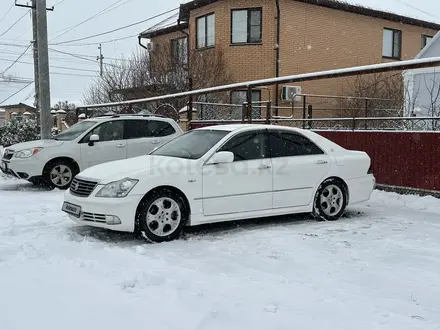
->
[231,8,262,44]
[171,37,188,65]
[196,13,215,49]
[383,28,402,59]
[421,35,433,49]
[230,90,261,119]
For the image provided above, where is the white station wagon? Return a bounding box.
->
[0,115,182,189]
[62,124,376,243]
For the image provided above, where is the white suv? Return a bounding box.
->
[0,114,183,189]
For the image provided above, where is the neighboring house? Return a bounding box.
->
[403,31,440,118]
[139,0,440,118]
[0,103,37,122]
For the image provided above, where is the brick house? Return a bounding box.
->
[139,0,440,119]
[0,103,37,122]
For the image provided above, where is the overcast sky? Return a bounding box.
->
[0,0,439,108]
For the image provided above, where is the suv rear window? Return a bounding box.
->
[148,120,176,137]
[123,119,176,139]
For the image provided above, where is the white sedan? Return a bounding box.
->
[62,124,375,243]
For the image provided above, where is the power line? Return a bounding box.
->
[53,0,67,7]
[0,10,30,37]
[0,3,15,26]
[0,80,33,105]
[48,47,136,70]
[50,33,138,46]
[1,42,31,74]
[48,46,96,62]
[21,87,35,102]
[49,0,133,42]
[51,7,179,45]
[0,56,99,72]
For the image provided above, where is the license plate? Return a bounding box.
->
[62,202,81,218]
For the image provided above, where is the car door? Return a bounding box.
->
[202,129,273,216]
[268,129,331,209]
[80,120,127,168]
[125,119,179,158]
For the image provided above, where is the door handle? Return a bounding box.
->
[316,160,328,165]
[116,144,126,148]
[151,139,160,144]
[258,165,271,170]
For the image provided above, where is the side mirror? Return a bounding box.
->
[88,134,99,146]
[210,151,234,164]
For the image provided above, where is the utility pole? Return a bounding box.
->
[36,0,52,139]
[97,44,104,77]
[16,1,54,139]
[31,0,40,111]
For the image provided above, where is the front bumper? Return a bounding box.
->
[62,189,143,232]
[0,156,44,180]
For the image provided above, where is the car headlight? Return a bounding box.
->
[95,178,138,198]
[14,147,43,159]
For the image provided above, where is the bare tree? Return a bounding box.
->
[404,71,440,130]
[339,72,404,119]
[53,101,76,111]
[423,72,440,118]
[82,45,231,118]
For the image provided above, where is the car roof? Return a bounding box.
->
[83,114,173,122]
[196,123,307,134]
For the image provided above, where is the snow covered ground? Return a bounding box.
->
[1,174,440,330]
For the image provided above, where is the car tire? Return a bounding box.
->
[312,178,347,221]
[43,160,77,190]
[136,189,188,243]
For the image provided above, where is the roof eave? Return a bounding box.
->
[139,22,189,39]
[180,0,440,30]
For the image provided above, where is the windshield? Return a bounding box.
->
[151,129,230,159]
[53,121,97,141]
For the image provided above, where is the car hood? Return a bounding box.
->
[6,139,63,151]
[77,155,197,184]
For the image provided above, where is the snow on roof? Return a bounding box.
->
[140,13,181,36]
[341,0,440,24]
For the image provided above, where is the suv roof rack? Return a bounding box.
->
[93,113,168,119]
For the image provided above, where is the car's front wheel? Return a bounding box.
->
[136,189,188,243]
[44,160,76,190]
[312,179,347,221]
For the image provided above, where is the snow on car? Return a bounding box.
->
[0,115,183,189]
[62,124,376,242]
[1,174,440,330]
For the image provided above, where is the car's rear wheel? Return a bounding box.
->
[312,179,347,221]
[136,189,188,243]
[44,160,76,190]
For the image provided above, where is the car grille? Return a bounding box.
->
[2,149,14,160]
[69,177,98,197]
[82,212,106,223]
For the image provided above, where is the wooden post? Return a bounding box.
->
[302,95,307,129]
[266,101,271,124]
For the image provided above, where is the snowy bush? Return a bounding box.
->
[0,118,40,147]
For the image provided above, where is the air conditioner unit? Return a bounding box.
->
[280,85,302,102]
[147,42,154,52]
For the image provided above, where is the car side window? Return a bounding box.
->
[148,120,176,137]
[218,130,268,161]
[84,120,124,142]
[124,120,149,139]
[269,131,324,158]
